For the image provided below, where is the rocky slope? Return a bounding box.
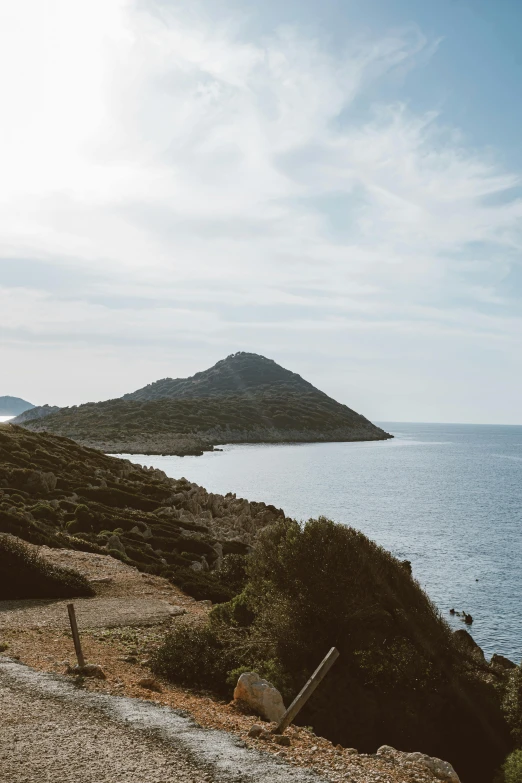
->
[0,396,34,416]
[21,353,392,454]
[12,404,60,425]
[0,423,283,598]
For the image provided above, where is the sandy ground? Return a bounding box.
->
[0,544,446,783]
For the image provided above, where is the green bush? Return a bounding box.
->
[151,623,238,695]
[30,502,56,521]
[503,666,522,746]
[503,751,522,783]
[0,535,94,599]
[169,567,235,603]
[218,553,249,594]
[154,518,510,783]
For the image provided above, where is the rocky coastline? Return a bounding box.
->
[22,424,392,457]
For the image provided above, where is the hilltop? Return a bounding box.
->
[0,396,34,416]
[123,352,325,401]
[21,353,392,454]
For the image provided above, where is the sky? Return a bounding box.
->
[1,0,521,423]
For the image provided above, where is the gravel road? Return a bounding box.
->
[0,658,329,783]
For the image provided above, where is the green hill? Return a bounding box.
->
[21,353,391,454]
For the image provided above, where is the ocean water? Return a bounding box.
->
[99,423,522,662]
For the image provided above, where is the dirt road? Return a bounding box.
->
[0,658,327,783]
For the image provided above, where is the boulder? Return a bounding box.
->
[406,752,460,783]
[453,629,485,661]
[491,653,517,670]
[233,672,286,723]
[106,535,126,555]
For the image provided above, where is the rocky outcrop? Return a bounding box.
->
[377,746,460,782]
[453,629,485,661]
[233,672,286,723]
[11,404,60,425]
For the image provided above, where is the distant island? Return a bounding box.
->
[0,396,34,416]
[19,352,392,455]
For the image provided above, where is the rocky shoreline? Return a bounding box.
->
[23,424,392,457]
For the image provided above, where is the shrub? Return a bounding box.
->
[169,567,234,603]
[218,553,249,595]
[503,751,522,783]
[30,503,56,521]
[151,622,238,695]
[503,666,522,746]
[0,535,94,599]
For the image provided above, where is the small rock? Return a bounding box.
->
[167,605,186,617]
[377,745,396,756]
[345,748,358,755]
[68,664,106,680]
[137,677,162,692]
[198,600,212,608]
[248,724,264,738]
[274,734,291,747]
[0,642,9,653]
[120,655,138,664]
[140,658,151,667]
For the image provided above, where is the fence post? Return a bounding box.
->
[275,647,340,734]
[67,603,85,668]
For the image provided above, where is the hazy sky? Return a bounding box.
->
[1,0,521,423]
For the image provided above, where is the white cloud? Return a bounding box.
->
[1,0,521,420]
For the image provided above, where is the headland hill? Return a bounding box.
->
[0,396,35,417]
[13,352,392,455]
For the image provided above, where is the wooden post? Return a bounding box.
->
[275,647,340,734]
[67,603,85,668]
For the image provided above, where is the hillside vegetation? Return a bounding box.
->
[0,422,519,782]
[123,352,324,400]
[0,535,94,599]
[153,517,514,783]
[21,353,391,454]
[0,424,283,600]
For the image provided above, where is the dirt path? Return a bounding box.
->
[0,658,327,783]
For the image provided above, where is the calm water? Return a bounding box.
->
[106,423,522,662]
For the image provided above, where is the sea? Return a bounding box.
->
[115,423,522,663]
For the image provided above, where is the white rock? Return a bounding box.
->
[233,672,286,723]
[406,752,460,783]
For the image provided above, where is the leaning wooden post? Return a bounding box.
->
[275,646,340,734]
[67,603,85,668]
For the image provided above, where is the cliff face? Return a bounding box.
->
[21,354,392,454]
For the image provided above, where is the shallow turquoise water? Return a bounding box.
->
[119,423,522,662]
